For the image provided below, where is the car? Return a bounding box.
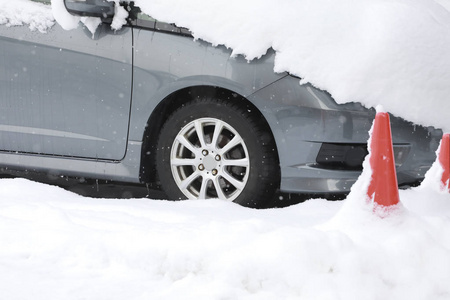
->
[0,0,442,207]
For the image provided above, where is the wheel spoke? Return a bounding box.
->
[222,158,249,167]
[198,177,209,199]
[194,120,207,148]
[176,135,198,155]
[220,135,243,155]
[180,170,201,190]
[171,158,197,166]
[221,172,245,191]
[212,177,227,200]
[211,120,224,148]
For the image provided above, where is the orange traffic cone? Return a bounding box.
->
[439,133,450,192]
[367,112,400,208]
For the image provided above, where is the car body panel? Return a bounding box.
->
[129,28,284,142]
[248,76,441,192]
[0,23,132,160]
[0,4,442,195]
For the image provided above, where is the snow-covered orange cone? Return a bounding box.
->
[438,133,450,192]
[367,112,400,209]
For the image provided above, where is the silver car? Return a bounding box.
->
[0,0,441,207]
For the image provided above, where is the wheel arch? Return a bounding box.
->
[139,85,280,184]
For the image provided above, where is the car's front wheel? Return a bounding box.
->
[156,97,279,208]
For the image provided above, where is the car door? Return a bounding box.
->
[0,4,132,160]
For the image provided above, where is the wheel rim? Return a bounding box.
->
[170,118,250,201]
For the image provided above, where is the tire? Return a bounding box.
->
[155,97,280,208]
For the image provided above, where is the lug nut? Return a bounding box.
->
[198,164,205,171]
[202,150,209,156]
[215,154,221,161]
[212,169,218,176]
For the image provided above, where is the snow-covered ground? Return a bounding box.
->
[1,0,450,299]
[1,178,450,300]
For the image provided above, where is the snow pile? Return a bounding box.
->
[1,178,450,299]
[321,189,450,300]
[0,0,54,32]
[131,0,450,131]
[420,141,448,193]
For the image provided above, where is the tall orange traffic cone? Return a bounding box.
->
[367,112,400,208]
[439,133,450,192]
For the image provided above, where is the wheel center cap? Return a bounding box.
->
[203,155,217,171]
